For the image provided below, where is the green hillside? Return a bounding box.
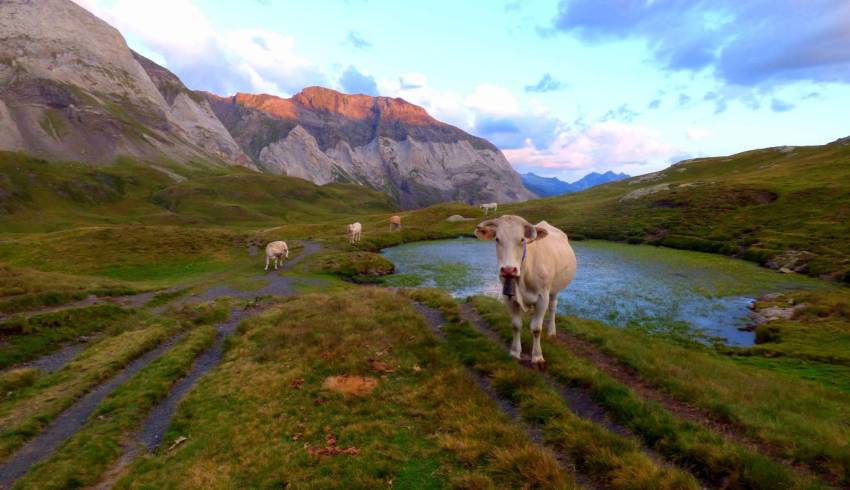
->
[0,152,396,233]
[504,138,850,281]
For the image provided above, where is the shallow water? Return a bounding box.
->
[382,238,834,346]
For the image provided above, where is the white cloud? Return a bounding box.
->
[71,0,324,96]
[464,84,520,117]
[504,121,681,178]
[686,128,712,141]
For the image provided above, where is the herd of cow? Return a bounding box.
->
[264,210,576,366]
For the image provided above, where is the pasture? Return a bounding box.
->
[0,150,848,489]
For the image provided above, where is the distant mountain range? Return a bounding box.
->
[522,170,630,197]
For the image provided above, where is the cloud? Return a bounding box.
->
[73,0,325,96]
[647,99,661,110]
[503,121,680,176]
[524,73,566,92]
[338,65,378,95]
[398,73,427,90]
[464,85,520,116]
[686,128,712,141]
[345,31,372,49]
[601,104,638,122]
[770,98,795,113]
[552,0,850,87]
[677,93,692,106]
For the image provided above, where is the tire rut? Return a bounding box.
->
[553,328,834,486]
[457,303,708,488]
[411,301,597,490]
[0,331,187,488]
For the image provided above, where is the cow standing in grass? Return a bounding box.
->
[264,241,289,271]
[479,202,498,215]
[474,215,576,367]
[389,215,402,231]
[348,222,362,244]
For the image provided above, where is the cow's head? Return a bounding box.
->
[474,215,548,278]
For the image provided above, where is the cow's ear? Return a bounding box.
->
[525,224,548,242]
[474,221,497,240]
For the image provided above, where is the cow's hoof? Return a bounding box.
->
[510,350,522,361]
[531,358,546,370]
[546,331,556,338]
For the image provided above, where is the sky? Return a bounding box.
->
[73,0,850,181]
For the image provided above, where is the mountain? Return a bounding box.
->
[522,170,629,197]
[204,88,534,208]
[0,0,253,168]
[0,0,532,208]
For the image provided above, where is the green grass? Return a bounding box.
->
[13,325,216,490]
[0,304,132,369]
[114,289,574,489]
[469,296,825,489]
[407,289,701,490]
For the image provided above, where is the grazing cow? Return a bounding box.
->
[348,222,362,244]
[264,241,289,271]
[474,215,576,366]
[389,215,402,231]
[479,202,498,215]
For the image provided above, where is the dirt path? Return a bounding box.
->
[0,332,187,488]
[552,328,831,485]
[411,301,597,490]
[0,291,160,323]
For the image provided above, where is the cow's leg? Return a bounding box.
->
[546,292,558,337]
[507,301,523,360]
[530,293,550,365]
[274,256,279,270]
[264,255,269,271]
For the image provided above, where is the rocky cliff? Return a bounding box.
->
[205,88,534,208]
[0,0,253,168]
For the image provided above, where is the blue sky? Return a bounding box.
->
[75,0,850,181]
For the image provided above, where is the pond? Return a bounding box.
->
[382,238,835,346]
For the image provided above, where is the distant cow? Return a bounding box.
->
[474,215,576,367]
[389,215,402,231]
[348,222,362,244]
[479,202,498,215]
[264,241,289,271]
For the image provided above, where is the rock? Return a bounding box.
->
[619,183,671,202]
[446,214,473,222]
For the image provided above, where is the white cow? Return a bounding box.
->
[474,215,576,366]
[348,222,362,244]
[479,202,498,215]
[264,241,289,271]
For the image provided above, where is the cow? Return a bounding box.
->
[479,202,498,215]
[264,241,289,271]
[389,215,402,231]
[348,222,362,244]
[474,215,576,367]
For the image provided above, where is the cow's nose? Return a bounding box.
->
[500,266,518,277]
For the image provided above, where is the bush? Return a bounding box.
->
[754,323,782,344]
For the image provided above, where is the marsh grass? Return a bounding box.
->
[114,289,574,489]
[13,325,216,490]
[406,289,699,489]
[472,296,849,486]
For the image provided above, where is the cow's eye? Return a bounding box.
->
[495,237,500,243]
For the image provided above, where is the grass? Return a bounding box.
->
[13,325,216,490]
[469,296,826,489]
[0,304,132,369]
[407,289,701,490]
[113,289,574,489]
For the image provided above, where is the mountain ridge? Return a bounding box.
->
[522,170,629,197]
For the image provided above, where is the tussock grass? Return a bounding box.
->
[13,325,216,490]
[471,296,845,487]
[0,305,132,369]
[408,289,699,489]
[115,289,573,489]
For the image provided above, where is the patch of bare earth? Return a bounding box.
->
[322,375,378,397]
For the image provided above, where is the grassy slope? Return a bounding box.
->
[503,139,850,281]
